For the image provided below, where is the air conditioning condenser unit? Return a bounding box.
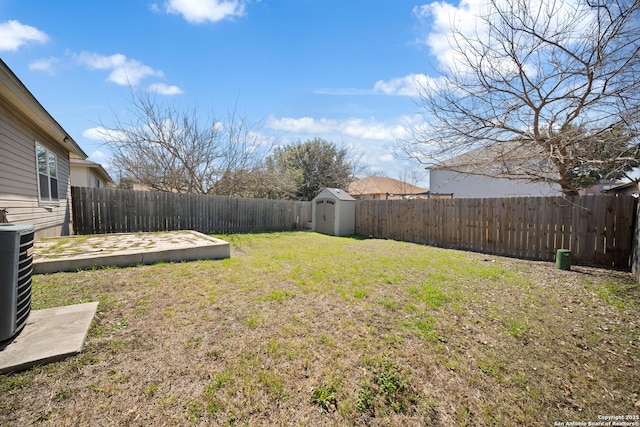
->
[0,223,34,342]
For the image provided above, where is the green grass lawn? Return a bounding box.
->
[2,232,639,426]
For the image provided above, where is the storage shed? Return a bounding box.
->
[312,188,355,236]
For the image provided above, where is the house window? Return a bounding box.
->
[36,143,59,204]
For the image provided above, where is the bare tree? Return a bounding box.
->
[213,167,298,199]
[399,0,640,196]
[100,90,271,195]
[396,164,427,190]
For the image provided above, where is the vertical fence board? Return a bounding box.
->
[581,197,597,265]
[561,197,573,252]
[602,196,617,266]
[615,196,635,266]
[485,199,494,254]
[538,198,551,260]
[594,196,607,265]
[573,197,589,262]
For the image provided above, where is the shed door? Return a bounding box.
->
[316,199,335,235]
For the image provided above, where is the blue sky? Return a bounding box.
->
[0,0,465,188]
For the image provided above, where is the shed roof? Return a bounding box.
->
[317,188,356,201]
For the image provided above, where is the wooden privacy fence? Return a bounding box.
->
[355,196,637,268]
[71,187,312,235]
[72,188,637,268]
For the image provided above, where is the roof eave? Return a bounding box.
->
[95,165,114,184]
[0,59,87,159]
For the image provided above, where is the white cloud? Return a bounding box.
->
[83,127,128,142]
[29,57,59,75]
[342,119,400,140]
[266,115,428,186]
[268,116,326,133]
[267,116,406,141]
[317,74,440,98]
[89,150,107,161]
[74,52,163,85]
[415,0,596,73]
[372,74,438,97]
[147,82,184,95]
[82,128,105,141]
[414,0,483,67]
[164,0,246,24]
[0,20,49,51]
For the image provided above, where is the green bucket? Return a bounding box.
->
[556,249,571,270]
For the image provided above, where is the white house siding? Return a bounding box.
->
[70,165,108,188]
[0,99,73,239]
[429,169,561,198]
[70,165,92,187]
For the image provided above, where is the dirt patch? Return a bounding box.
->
[2,232,639,426]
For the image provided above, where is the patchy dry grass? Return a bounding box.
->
[2,231,639,426]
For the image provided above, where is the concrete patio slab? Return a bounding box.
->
[0,302,98,374]
[33,230,230,274]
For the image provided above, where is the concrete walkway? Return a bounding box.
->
[0,302,98,374]
[33,230,230,274]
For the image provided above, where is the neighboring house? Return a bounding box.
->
[0,59,88,239]
[70,159,113,188]
[347,176,431,200]
[428,143,562,198]
[578,179,625,196]
[603,181,639,197]
[579,180,625,196]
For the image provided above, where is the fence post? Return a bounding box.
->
[632,185,640,281]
